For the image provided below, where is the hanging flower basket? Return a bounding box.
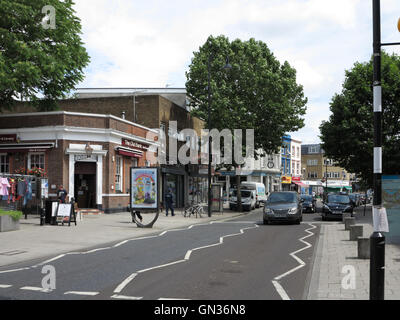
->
[27,167,47,177]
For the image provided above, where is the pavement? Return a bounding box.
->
[0,205,246,268]
[308,204,400,300]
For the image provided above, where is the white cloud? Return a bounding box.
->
[72,0,400,143]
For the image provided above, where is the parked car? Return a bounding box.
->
[240,182,267,208]
[230,189,256,211]
[300,194,316,213]
[263,191,303,225]
[321,193,354,221]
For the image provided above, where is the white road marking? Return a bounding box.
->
[111,294,142,300]
[158,297,191,300]
[20,286,52,293]
[112,222,259,297]
[272,281,290,300]
[114,273,138,293]
[271,223,317,300]
[0,284,12,288]
[64,291,99,296]
[0,267,30,274]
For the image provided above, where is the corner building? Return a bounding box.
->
[0,111,157,213]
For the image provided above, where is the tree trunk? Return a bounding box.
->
[236,174,242,212]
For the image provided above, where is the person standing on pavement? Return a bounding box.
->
[164,189,175,216]
[57,185,68,203]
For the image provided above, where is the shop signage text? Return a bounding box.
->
[122,139,148,151]
[0,134,17,143]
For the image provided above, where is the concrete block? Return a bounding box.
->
[342,212,352,222]
[344,217,356,230]
[357,237,370,259]
[0,215,20,232]
[349,225,363,241]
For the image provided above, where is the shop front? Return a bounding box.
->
[0,111,158,213]
[188,164,209,205]
[161,165,185,208]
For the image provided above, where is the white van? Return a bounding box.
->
[229,189,256,211]
[240,182,267,208]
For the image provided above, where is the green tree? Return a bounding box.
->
[0,0,90,111]
[186,35,307,209]
[319,51,400,187]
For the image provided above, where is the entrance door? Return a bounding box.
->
[74,162,96,209]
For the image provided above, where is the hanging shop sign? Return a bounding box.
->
[281,176,292,184]
[122,139,148,151]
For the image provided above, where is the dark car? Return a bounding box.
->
[300,194,316,213]
[322,193,354,221]
[263,191,303,225]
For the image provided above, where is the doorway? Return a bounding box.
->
[74,162,96,209]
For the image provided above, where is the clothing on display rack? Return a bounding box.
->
[0,174,35,207]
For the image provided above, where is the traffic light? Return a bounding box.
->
[398,18,400,32]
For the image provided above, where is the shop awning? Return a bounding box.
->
[0,143,54,152]
[293,181,307,187]
[116,146,143,158]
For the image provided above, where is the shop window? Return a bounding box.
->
[115,156,123,192]
[28,153,45,170]
[0,154,9,173]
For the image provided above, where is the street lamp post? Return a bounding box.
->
[370,0,385,300]
[207,54,212,217]
[370,0,400,300]
[207,54,232,217]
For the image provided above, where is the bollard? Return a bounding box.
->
[349,224,363,241]
[358,237,370,259]
[344,217,356,230]
[370,231,385,300]
[342,212,352,223]
[40,207,46,226]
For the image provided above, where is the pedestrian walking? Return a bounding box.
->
[131,210,143,223]
[57,185,68,203]
[165,189,175,216]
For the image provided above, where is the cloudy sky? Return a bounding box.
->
[72,0,400,144]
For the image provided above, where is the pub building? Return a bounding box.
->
[0,111,158,213]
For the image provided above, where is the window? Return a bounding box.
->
[308,172,318,178]
[159,122,166,135]
[324,172,340,178]
[115,156,123,192]
[0,154,9,173]
[297,147,300,157]
[307,159,318,166]
[308,146,318,153]
[29,153,45,170]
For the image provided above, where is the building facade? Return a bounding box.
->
[0,111,158,213]
[301,144,355,194]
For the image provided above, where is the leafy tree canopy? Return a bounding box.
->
[0,0,90,111]
[320,51,400,187]
[185,35,307,158]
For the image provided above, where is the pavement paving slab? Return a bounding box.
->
[308,205,400,300]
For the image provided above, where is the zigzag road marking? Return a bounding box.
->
[0,220,248,275]
[272,223,317,300]
[112,222,259,296]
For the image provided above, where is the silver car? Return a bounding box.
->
[263,191,303,225]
